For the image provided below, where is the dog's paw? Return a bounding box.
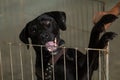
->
[101,32,118,42]
[98,32,117,49]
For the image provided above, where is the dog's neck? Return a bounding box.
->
[44,40,66,80]
[58,39,65,46]
[50,48,62,55]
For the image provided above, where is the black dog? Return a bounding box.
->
[19,11,117,80]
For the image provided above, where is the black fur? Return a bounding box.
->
[19,11,117,80]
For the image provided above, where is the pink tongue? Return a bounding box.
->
[45,41,58,52]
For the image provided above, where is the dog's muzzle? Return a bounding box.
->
[40,32,58,52]
[45,38,58,52]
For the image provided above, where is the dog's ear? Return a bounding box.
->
[45,11,66,31]
[19,23,30,49]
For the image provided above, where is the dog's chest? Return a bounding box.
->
[44,54,76,80]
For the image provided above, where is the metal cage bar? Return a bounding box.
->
[8,43,14,80]
[0,43,110,80]
[85,46,109,80]
[0,48,3,80]
[18,43,24,80]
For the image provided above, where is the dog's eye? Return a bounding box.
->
[31,25,37,33]
[41,20,50,26]
[46,21,50,25]
[33,30,36,32]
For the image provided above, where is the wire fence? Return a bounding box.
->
[0,42,109,80]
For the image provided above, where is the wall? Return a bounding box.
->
[0,0,120,80]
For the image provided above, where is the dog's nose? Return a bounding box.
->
[40,33,49,39]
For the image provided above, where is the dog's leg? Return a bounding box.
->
[88,14,118,48]
[89,32,117,70]
[88,13,118,65]
[35,66,42,80]
[86,13,118,80]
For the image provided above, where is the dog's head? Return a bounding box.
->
[19,11,66,52]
